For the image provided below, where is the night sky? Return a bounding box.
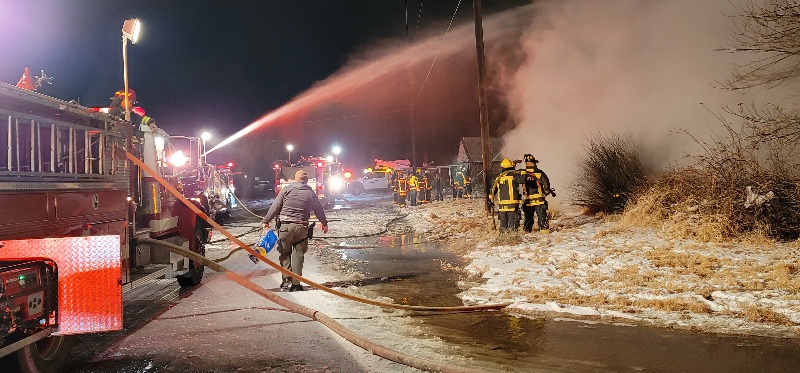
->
[1,0,530,177]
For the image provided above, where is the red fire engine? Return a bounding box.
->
[273,156,346,208]
[0,82,209,372]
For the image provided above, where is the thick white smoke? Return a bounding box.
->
[500,0,765,207]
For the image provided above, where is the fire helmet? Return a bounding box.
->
[501,158,515,168]
[523,154,539,164]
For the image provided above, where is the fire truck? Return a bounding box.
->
[169,136,235,223]
[273,156,345,208]
[0,81,210,372]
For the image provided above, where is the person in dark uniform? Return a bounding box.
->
[521,154,553,233]
[433,170,445,201]
[490,159,524,233]
[262,170,329,291]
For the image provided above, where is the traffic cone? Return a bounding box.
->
[16,67,35,90]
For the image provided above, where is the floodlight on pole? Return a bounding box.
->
[332,146,341,163]
[286,144,294,165]
[121,18,141,122]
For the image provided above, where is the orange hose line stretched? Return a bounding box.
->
[124,149,510,312]
[140,237,495,373]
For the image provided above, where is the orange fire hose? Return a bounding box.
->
[125,150,508,372]
[123,149,510,312]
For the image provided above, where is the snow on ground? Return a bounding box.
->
[214,192,799,370]
[401,198,800,339]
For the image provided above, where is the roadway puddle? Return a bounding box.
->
[330,219,800,372]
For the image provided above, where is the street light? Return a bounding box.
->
[121,18,141,122]
[332,146,341,163]
[201,131,211,164]
[286,144,294,164]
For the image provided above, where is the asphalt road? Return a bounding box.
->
[65,197,426,373]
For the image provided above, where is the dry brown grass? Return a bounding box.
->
[766,262,800,291]
[632,297,712,314]
[740,305,795,326]
[645,247,723,278]
[613,265,656,287]
[492,232,523,246]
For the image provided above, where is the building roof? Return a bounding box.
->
[457,137,504,163]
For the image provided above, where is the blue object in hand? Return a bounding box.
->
[250,229,279,264]
[259,229,278,253]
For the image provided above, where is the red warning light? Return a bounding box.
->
[344,171,352,179]
[227,162,234,168]
[273,164,279,169]
[317,162,323,167]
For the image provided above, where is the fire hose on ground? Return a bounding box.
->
[124,150,510,373]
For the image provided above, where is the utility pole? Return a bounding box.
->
[473,0,492,213]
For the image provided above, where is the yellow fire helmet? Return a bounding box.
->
[501,158,515,168]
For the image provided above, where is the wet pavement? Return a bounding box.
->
[335,219,800,372]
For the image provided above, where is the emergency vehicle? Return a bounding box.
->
[349,159,410,195]
[0,81,209,372]
[169,136,235,223]
[273,156,345,208]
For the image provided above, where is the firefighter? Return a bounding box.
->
[453,169,465,199]
[490,159,524,233]
[408,171,420,206]
[521,154,553,233]
[395,170,408,207]
[390,170,399,204]
[422,170,432,202]
[464,173,473,199]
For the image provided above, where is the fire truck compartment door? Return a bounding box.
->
[0,235,122,335]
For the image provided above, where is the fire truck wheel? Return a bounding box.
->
[177,225,206,287]
[6,335,76,373]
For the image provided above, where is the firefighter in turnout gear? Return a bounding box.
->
[453,169,466,198]
[490,159,525,232]
[521,154,553,233]
[394,170,408,207]
[408,172,420,206]
[464,174,473,199]
[422,170,432,202]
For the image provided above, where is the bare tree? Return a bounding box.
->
[724,0,800,90]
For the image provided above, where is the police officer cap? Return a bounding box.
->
[294,170,309,182]
[523,154,539,163]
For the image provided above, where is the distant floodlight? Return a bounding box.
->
[201,131,212,141]
[332,146,341,155]
[286,144,294,151]
[154,136,164,150]
[170,150,188,167]
[122,18,141,44]
[325,155,334,162]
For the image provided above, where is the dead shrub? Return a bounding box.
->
[571,132,654,214]
[622,116,800,241]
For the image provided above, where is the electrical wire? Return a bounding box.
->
[415,0,463,102]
